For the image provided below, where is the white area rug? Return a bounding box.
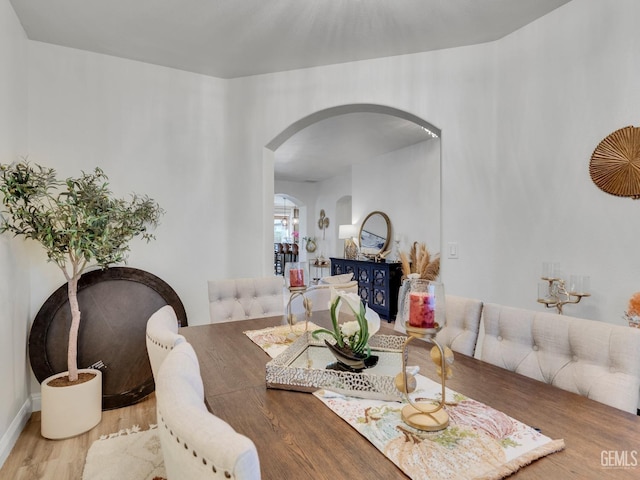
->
[82,425,166,480]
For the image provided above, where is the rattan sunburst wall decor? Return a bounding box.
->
[589,125,640,199]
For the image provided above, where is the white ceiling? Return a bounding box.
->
[10,0,571,79]
[9,0,571,182]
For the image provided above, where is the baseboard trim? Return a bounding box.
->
[31,393,41,413]
[0,398,32,470]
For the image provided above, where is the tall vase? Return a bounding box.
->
[396,279,449,431]
[398,277,446,332]
[397,274,419,330]
[284,261,308,290]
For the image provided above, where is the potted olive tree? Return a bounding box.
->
[0,161,163,438]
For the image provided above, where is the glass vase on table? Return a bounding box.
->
[312,290,381,372]
[395,278,452,431]
[283,262,311,340]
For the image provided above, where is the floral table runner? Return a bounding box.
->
[244,322,320,358]
[313,375,565,480]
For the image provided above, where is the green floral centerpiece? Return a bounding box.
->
[312,289,380,371]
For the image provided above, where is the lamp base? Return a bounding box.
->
[401,403,449,431]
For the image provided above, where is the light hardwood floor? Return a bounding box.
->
[0,394,157,480]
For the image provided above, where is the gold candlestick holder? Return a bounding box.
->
[537,277,590,315]
[284,287,312,340]
[394,323,450,431]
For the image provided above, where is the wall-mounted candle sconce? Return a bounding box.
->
[318,209,329,240]
[537,262,590,314]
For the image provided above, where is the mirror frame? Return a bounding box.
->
[358,211,391,257]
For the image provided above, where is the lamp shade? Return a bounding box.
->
[338,224,358,239]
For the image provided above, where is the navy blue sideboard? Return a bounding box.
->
[330,257,403,321]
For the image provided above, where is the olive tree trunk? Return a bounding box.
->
[66,275,81,382]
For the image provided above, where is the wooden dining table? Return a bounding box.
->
[180,312,640,479]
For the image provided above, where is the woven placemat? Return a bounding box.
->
[244,321,320,358]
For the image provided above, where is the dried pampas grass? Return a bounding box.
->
[400,242,440,281]
[400,251,411,278]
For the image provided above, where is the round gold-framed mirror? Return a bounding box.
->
[358,211,391,256]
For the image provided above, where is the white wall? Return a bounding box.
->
[314,169,352,259]
[352,139,440,255]
[230,38,496,292]
[335,194,352,256]
[26,41,228,327]
[248,0,640,324]
[446,0,640,322]
[0,0,30,466]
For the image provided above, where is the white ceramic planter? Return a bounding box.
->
[41,368,102,439]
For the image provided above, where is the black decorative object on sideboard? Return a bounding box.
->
[330,257,403,321]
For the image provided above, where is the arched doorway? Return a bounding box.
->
[266,103,441,276]
[273,193,306,275]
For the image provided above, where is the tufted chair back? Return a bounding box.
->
[208,277,285,323]
[146,305,185,381]
[287,279,359,316]
[156,342,261,479]
[480,303,640,414]
[394,294,483,356]
[436,295,483,356]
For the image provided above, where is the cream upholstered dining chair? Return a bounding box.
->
[146,305,185,380]
[208,276,284,323]
[287,273,358,316]
[394,294,483,356]
[480,303,640,414]
[156,341,261,479]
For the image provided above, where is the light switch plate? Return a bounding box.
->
[448,242,459,259]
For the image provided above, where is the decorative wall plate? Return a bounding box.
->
[305,238,317,252]
[589,126,640,198]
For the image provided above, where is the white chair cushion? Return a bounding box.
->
[145,305,185,380]
[394,294,483,357]
[156,342,260,479]
[319,273,354,285]
[435,295,483,356]
[481,303,640,414]
[208,277,284,323]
